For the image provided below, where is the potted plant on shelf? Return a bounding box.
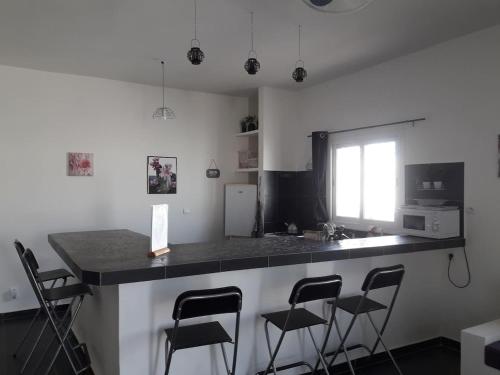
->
[240,116,258,133]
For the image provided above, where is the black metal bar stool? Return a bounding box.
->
[325,264,405,375]
[258,274,343,375]
[13,240,74,361]
[164,286,242,375]
[15,243,92,375]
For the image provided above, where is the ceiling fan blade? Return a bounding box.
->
[304,0,374,14]
[311,0,334,5]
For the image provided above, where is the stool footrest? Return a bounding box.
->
[256,360,313,374]
[325,343,371,357]
[72,343,92,374]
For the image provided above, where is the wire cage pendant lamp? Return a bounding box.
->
[187,0,205,65]
[153,61,176,120]
[244,12,260,75]
[292,25,307,83]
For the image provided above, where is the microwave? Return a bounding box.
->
[400,206,460,239]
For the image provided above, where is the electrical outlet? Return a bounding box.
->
[9,287,18,300]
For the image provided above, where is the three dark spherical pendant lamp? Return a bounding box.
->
[183,5,307,82]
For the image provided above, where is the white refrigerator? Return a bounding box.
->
[224,184,257,237]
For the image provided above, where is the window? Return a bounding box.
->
[334,141,396,222]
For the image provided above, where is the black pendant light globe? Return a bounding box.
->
[244,12,260,75]
[292,25,308,83]
[188,40,205,65]
[187,0,205,65]
[293,63,307,83]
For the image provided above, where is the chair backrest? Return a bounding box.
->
[15,247,47,307]
[173,286,242,320]
[361,264,405,292]
[289,274,342,305]
[14,240,41,272]
[14,239,26,255]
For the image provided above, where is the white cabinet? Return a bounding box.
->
[225,184,257,237]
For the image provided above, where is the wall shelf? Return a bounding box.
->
[235,129,259,137]
[236,168,259,173]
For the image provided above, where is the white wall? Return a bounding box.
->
[0,65,248,313]
[259,87,302,171]
[294,25,500,340]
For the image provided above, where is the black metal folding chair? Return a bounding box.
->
[257,274,343,375]
[16,245,92,375]
[325,264,405,375]
[164,286,242,375]
[13,240,74,363]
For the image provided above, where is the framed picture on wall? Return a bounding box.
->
[67,152,94,176]
[147,156,177,194]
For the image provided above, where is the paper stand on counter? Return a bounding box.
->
[149,204,170,257]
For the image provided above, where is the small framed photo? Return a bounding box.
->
[147,156,177,194]
[67,152,94,176]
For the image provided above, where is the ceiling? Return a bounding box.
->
[1,0,500,95]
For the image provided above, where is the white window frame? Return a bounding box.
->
[329,129,404,233]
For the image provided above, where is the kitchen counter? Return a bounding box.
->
[48,229,465,286]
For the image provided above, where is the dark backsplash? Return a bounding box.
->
[262,170,316,233]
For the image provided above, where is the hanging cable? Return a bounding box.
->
[298,24,301,58]
[161,61,165,108]
[250,11,254,53]
[447,245,471,288]
[194,0,197,41]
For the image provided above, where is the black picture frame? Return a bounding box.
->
[147,156,177,194]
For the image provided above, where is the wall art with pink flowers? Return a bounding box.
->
[147,156,177,194]
[67,152,94,176]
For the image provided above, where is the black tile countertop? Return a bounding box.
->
[48,230,466,286]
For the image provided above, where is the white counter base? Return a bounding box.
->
[74,250,452,375]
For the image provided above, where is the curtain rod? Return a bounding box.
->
[306,117,426,138]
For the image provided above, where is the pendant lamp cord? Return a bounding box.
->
[298,24,301,58]
[194,0,198,41]
[161,61,165,108]
[250,11,254,52]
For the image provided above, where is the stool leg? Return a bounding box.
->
[42,296,85,375]
[307,327,330,375]
[263,326,287,375]
[30,298,77,374]
[14,308,42,358]
[220,343,231,375]
[333,317,356,375]
[20,316,49,374]
[231,312,241,375]
[164,339,174,375]
[12,278,66,358]
[366,312,402,375]
[327,312,358,368]
[312,302,337,375]
[370,287,400,356]
[264,320,277,375]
